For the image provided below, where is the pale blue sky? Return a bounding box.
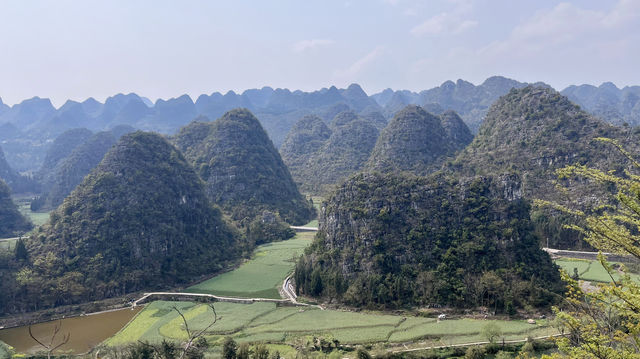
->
[1,0,638,106]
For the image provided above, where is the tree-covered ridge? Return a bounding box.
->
[452,87,637,201]
[280,114,332,187]
[296,172,562,310]
[32,126,137,211]
[36,128,93,191]
[16,132,239,309]
[287,111,379,194]
[366,105,470,176]
[32,131,117,211]
[449,86,640,249]
[173,108,314,225]
[0,179,32,238]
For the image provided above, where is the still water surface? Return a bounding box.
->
[0,307,142,354]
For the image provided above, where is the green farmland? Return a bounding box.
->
[106,231,557,357]
[186,232,315,298]
[554,257,640,283]
[108,300,556,352]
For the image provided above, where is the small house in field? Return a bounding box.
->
[438,314,446,321]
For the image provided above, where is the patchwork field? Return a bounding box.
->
[107,301,556,351]
[186,232,315,298]
[554,258,640,283]
[107,231,558,357]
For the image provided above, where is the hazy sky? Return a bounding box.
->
[1,0,639,106]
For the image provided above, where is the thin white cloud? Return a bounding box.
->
[292,39,335,53]
[411,0,478,36]
[481,0,640,59]
[334,46,385,80]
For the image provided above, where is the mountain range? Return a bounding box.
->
[1,76,637,174]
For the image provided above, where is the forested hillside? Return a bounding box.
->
[1,132,240,312]
[173,109,314,225]
[296,172,562,310]
[450,86,639,248]
[366,105,471,176]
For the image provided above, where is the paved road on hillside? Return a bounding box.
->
[282,275,298,303]
[0,236,29,242]
[544,247,638,262]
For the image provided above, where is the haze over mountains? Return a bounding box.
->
[1,76,637,175]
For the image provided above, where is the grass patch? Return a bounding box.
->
[186,235,312,299]
[12,195,50,228]
[554,258,640,283]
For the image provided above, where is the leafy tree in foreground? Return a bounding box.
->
[538,138,640,359]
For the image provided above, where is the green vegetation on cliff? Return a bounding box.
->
[173,109,314,225]
[450,86,638,248]
[6,132,239,311]
[280,115,331,188]
[296,172,562,310]
[281,111,379,194]
[367,105,470,176]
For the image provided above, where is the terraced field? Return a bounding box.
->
[108,301,556,348]
[186,232,314,299]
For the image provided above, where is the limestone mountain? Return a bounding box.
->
[36,128,94,189]
[21,132,239,306]
[280,115,332,187]
[173,109,314,225]
[439,110,474,148]
[295,172,562,310]
[32,131,117,211]
[366,105,469,176]
[450,86,637,248]
[561,82,640,126]
[451,86,633,198]
[296,112,379,194]
[33,126,137,211]
[0,179,32,238]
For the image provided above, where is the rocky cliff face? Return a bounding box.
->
[173,108,314,225]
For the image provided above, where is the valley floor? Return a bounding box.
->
[105,231,558,358]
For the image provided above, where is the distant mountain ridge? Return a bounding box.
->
[1,77,637,175]
[561,82,640,126]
